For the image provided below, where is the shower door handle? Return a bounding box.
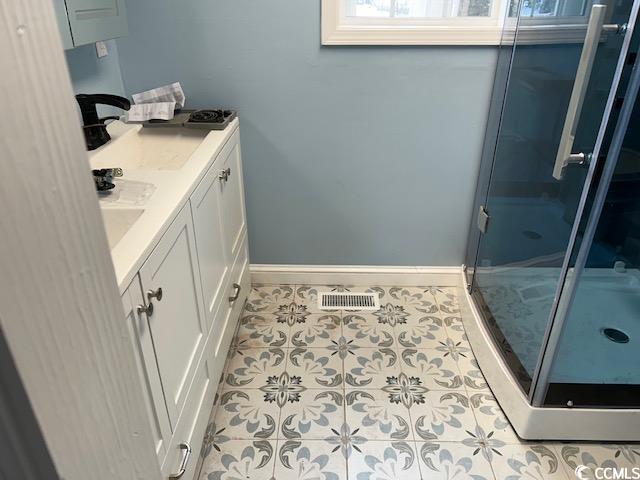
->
[553,4,608,180]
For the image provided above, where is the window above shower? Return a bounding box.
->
[322,0,594,45]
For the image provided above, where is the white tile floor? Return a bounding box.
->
[197,284,640,480]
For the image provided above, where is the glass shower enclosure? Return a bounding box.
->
[464,0,640,438]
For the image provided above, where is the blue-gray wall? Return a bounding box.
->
[65,40,126,117]
[112,1,497,266]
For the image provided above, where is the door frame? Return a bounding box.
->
[0,1,160,478]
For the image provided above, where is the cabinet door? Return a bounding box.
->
[139,203,206,427]
[160,325,217,480]
[191,162,228,331]
[64,0,128,47]
[53,0,74,50]
[219,130,247,261]
[121,278,171,463]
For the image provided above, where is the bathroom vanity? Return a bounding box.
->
[90,119,249,478]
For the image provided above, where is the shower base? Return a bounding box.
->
[461,270,640,441]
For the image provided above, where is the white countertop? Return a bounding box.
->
[89,119,240,294]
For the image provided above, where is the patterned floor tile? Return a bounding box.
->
[556,444,640,479]
[443,316,472,347]
[399,348,465,390]
[342,312,395,349]
[362,286,395,303]
[287,347,344,388]
[344,348,401,389]
[412,391,478,442]
[490,443,568,480]
[245,284,296,314]
[432,287,461,316]
[275,440,347,479]
[289,314,342,348]
[214,389,280,439]
[416,441,495,480]
[199,283,633,480]
[234,313,289,348]
[395,313,450,349]
[345,389,413,441]
[469,391,521,444]
[199,439,277,480]
[224,347,287,389]
[272,301,314,328]
[279,390,345,440]
[456,355,490,392]
[323,422,368,461]
[348,440,422,480]
[433,337,473,363]
[368,300,412,328]
[386,286,440,317]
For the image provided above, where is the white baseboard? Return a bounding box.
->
[249,264,463,286]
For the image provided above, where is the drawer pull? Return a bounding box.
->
[229,283,241,302]
[169,442,191,479]
[136,303,153,317]
[218,167,231,182]
[147,287,163,302]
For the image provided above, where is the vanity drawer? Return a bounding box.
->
[214,234,249,362]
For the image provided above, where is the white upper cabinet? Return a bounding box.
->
[139,203,206,428]
[54,0,128,49]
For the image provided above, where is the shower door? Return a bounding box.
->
[470,0,639,396]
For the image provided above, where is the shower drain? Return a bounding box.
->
[601,327,630,344]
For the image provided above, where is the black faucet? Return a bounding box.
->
[75,94,131,151]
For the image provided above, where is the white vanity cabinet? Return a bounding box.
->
[190,128,249,396]
[119,127,249,479]
[191,129,247,331]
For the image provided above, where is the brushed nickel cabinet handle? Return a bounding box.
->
[169,442,191,479]
[136,303,153,317]
[147,287,163,302]
[229,283,241,302]
[218,168,231,182]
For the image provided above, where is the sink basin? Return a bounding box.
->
[100,208,144,249]
[90,121,208,171]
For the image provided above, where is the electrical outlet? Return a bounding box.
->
[95,41,108,58]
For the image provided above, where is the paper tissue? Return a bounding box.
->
[125,82,185,122]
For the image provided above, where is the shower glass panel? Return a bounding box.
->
[543,67,640,407]
[470,0,636,395]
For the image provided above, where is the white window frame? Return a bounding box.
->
[322,0,596,45]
